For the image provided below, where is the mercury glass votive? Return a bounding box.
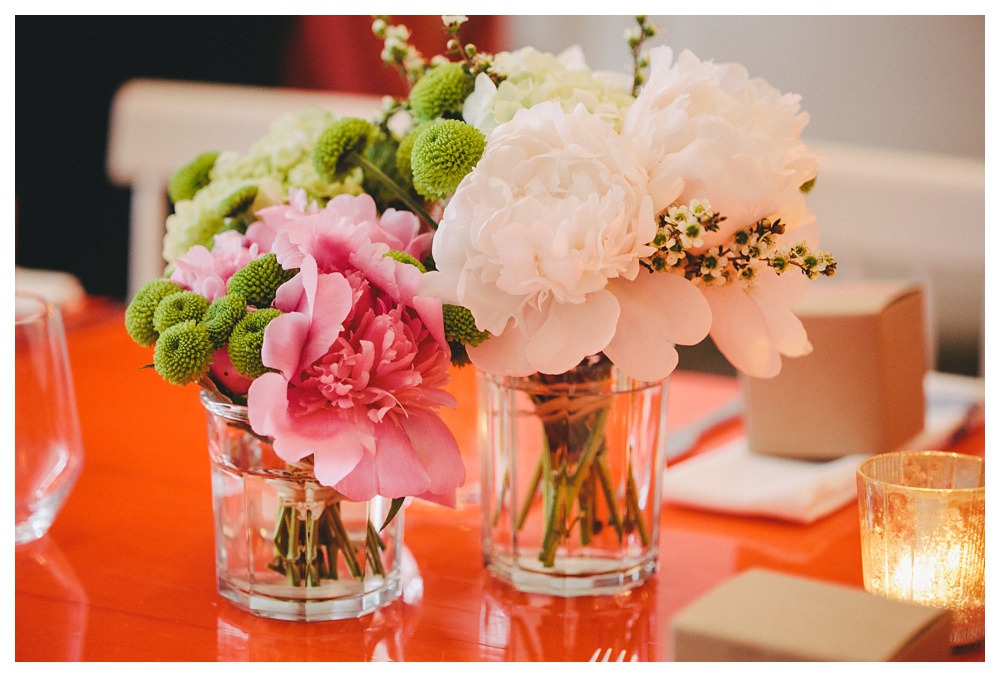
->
[857,451,985,647]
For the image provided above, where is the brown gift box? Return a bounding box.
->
[743,281,926,460]
[671,569,952,661]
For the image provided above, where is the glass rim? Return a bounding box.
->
[856,450,985,494]
[15,289,55,325]
[200,387,249,423]
[477,365,668,395]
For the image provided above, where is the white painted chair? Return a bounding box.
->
[805,140,985,375]
[106,79,382,298]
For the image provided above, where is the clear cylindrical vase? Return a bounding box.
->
[202,391,403,621]
[479,355,668,596]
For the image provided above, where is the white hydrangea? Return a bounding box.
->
[462,46,634,137]
[162,107,363,266]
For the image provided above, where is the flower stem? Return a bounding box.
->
[354,154,439,229]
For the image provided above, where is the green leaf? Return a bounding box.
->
[380,497,406,532]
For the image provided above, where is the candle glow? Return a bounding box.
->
[857,451,985,647]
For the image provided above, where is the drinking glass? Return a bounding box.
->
[15,291,84,544]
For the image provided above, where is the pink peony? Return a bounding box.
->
[257,191,433,270]
[247,195,463,506]
[169,230,265,301]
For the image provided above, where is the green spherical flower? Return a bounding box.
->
[227,254,297,308]
[152,290,211,333]
[201,293,247,349]
[167,151,219,204]
[384,249,427,272]
[312,118,379,183]
[125,279,185,347]
[228,308,282,378]
[215,185,258,218]
[395,122,429,183]
[411,120,485,200]
[443,304,489,348]
[409,62,474,121]
[153,319,214,386]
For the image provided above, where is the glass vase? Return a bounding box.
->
[479,354,668,596]
[202,391,403,621]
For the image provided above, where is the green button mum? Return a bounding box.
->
[167,151,219,204]
[125,279,185,347]
[411,120,485,200]
[152,290,211,333]
[312,118,379,183]
[153,319,214,386]
[228,254,297,309]
[228,308,283,379]
[201,293,247,349]
[409,62,474,121]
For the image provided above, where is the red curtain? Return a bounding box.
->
[282,15,509,97]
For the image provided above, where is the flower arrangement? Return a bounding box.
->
[126,15,835,584]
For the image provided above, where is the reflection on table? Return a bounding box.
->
[14,299,985,662]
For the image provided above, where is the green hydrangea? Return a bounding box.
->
[312,117,379,183]
[168,151,219,204]
[152,290,211,333]
[153,320,214,386]
[227,254,297,308]
[411,120,485,200]
[409,62,474,121]
[228,308,282,379]
[125,279,185,346]
[384,249,426,272]
[201,293,247,349]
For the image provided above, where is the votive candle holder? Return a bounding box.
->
[857,451,985,647]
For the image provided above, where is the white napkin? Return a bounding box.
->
[662,371,984,524]
[663,439,866,524]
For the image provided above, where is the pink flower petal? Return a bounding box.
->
[401,410,465,502]
[372,420,432,499]
[261,310,311,378]
[333,451,378,501]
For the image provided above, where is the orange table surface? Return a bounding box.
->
[16,300,986,662]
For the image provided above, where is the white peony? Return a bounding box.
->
[624,46,825,378]
[463,46,634,138]
[421,102,710,381]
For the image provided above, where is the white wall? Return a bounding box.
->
[509,15,985,158]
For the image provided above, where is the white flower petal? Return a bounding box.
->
[468,318,537,376]
[749,267,812,358]
[602,272,711,381]
[525,290,619,375]
[703,284,782,378]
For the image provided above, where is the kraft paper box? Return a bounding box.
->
[743,281,926,460]
[671,569,952,661]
